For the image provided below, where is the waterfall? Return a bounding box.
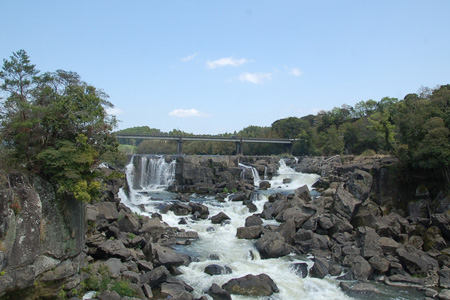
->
[130,155,176,190]
[239,163,261,186]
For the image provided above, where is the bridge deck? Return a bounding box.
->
[116,134,296,144]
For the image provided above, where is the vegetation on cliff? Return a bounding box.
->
[0,50,123,201]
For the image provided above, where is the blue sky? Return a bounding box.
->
[1,1,449,134]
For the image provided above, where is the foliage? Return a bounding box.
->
[0,50,123,201]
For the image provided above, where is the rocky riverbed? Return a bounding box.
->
[1,155,450,299]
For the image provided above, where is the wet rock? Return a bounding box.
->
[204,264,232,276]
[259,181,271,190]
[189,202,210,219]
[222,273,279,296]
[210,212,231,224]
[339,282,381,297]
[207,283,232,300]
[229,193,246,202]
[291,263,308,278]
[309,256,329,279]
[170,202,193,216]
[149,243,190,268]
[236,226,263,239]
[254,231,290,259]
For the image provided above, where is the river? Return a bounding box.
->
[119,155,423,300]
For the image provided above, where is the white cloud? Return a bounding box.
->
[169,108,209,117]
[206,57,248,69]
[289,67,302,76]
[238,72,272,84]
[106,107,123,115]
[181,53,198,62]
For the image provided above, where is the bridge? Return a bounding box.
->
[116,134,297,155]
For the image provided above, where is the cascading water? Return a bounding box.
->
[119,156,422,300]
[239,163,261,186]
[129,155,176,190]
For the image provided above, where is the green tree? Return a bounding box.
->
[0,50,120,202]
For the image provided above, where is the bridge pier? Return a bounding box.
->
[235,141,243,155]
[177,139,183,155]
[288,142,293,155]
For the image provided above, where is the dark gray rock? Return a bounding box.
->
[170,202,193,216]
[293,229,330,254]
[189,202,209,219]
[117,213,140,234]
[291,262,308,278]
[139,265,170,287]
[294,185,312,201]
[245,214,263,227]
[161,282,194,300]
[207,283,232,300]
[204,264,232,276]
[331,183,362,221]
[369,255,390,274]
[352,255,372,281]
[222,273,279,296]
[236,226,263,239]
[440,268,450,289]
[150,243,190,268]
[396,247,438,276]
[347,169,373,201]
[277,219,296,245]
[96,239,131,260]
[339,282,381,297]
[210,212,231,224]
[229,193,246,202]
[309,256,329,279]
[259,181,271,190]
[96,202,119,221]
[254,231,290,259]
[356,226,382,259]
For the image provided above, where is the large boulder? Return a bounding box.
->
[347,169,373,201]
[331,184,362,221]
[139,265,170,287]
[245,214,263,227]
[351,255,372,281]
[148,243,190,268]
[293,229,330,255]
[210,212,231,224]
[236,226,263,239]
[95,202,119,221]
[222,273,279,296]
[254,232,290,259]
[356,226,382,259]
[432,212,450,240]
[309,256,329,279]
[396,246,439,277]
[204,264,232,276]
[189,202,209,219]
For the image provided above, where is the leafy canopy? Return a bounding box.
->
[0,50,121,202]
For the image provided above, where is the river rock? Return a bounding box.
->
[294,229,331,255]
[339,281,381,297]
[204,264,232,276]
[352,255,372,281]
[290,263,309,278]
[210,212,231,224]
[189,202,209,219]
[169,202,193,216]
[149,243,190,268]
[259,181,271,190]
[222,273,279,296]
[245,214,263,227]
[309,256,329,279]
[277,219,296,245]
[254,231,290,259]
[236,226,263,239]
[229,193,246,202]
[294,185,312,201]
[207,283,232,300]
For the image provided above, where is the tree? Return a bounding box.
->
[0,50,120,202]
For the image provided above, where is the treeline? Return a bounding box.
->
[117,85,450,185]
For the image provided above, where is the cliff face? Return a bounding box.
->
[0,174,85,299]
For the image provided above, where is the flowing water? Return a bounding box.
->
[119,155,423,300]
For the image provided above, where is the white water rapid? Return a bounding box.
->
[119,156,422,300]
